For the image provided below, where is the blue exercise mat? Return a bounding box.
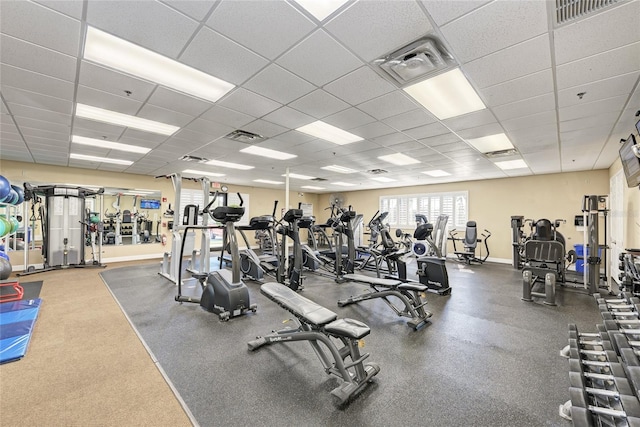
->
[0,298,42,364]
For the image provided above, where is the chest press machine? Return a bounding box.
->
[248,282,380,404]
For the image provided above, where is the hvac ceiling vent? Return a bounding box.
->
[373,35,457,87]
[179,155,209,163]
[311,177,328,182]
[484,148,519,158]
[367,169,388,174]
[555,0,619,25]
[225,129,265,144]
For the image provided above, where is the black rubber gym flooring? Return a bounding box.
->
[100,260,603,427]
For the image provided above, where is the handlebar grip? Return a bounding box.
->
[237,192,243,206]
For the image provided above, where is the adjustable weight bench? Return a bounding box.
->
[248,282,380,404]
[338,273,433,330]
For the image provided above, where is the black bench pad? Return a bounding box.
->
[324,318,370,340]
[260,282,337,326]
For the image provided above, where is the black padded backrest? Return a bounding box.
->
[212,206,245,223]
[340,210,356,222]
[249,215,273,230]
[122,210,132,223]
[380,228,395,249]
[414,223,433,240]
[464,221,478,248]
[533,219,553,241]
[283,208,303,223]
[298,216,315,229]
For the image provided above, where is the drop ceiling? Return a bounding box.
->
[1,0,639,192]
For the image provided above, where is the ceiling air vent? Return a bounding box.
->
[311,177,328,182]
[373,35,457,87]
[180,155,209,163]
[555,0,619,25]
[484,149,519,158]
[225,130,265,144]
[367,169,388,174]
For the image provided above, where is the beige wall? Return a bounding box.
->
[0,159,319,268]
[609,158,640,249]
[318,170,610,261]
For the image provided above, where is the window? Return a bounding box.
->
[379,191,468,229]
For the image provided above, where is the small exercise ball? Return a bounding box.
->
[0,176,10,201]
[5,189,18,205]
[0,257,12,280]
[0,217,8,238]
[90,215,100,224]
[0,251,9,261]
[11,185,24,205]
[9,217,20,233]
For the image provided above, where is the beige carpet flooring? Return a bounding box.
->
[0,261,193,427]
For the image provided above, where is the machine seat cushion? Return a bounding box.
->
[212,206,245,223]
[260,282,337,326]
[324,318,370,340]
[397,283,428,292]
[283,209,303,223]
[343,273,401,288]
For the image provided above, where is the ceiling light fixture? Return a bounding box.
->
[75,103,179,135]
[254,179,284,185]
[422,170,451,177]
[371,176,396,182]
[321,165,358,174]
[83,26,235,103]
[332,182,356,187]
[466,133,515,153]
[293,0,349,21]
[301,185,326,190]
[378,153,421,166]
[282,173,315,180]
[70,153,133,165]
[495,159,528,170]
[403,68,485,120]
[72,135,150,154]
[296,121,363,145]
[183,169,226,177]
[240,146,297,160]
[205,159,254,170]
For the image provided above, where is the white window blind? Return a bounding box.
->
[379,191,468,229]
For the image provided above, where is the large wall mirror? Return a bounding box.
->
[101,187,163,245]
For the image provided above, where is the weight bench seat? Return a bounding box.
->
[261,282,336,326]
[343,273,427,292]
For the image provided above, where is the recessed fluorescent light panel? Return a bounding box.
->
[321,165,358,174]
[332,182,356,187]
[70,153,133,165]
[403,68,485,120]
[495,159,528,170]
[301,185,325,190]
[467,133,514,153]
[205,159,254,170]
[378,153,421,166]
[183,169,225,177]
[84,26,234,103]
[254,179,284,185]
[240,146,297,160]
[296,121,363,145]
[282,173,315,180]
[293,0,349,21]
[72,135,150,154]
[371,176,396,183]
[422,170,451,177]
[75,104,179,135]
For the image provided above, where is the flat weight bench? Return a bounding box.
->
[338,273,433,330]
[248,282,380,404]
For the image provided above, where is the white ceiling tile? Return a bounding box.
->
[207,0,315,60]
[456,122,506,140]
[558,72,640,108]
[559,112,621,134]
[120,129,170,144]
[441,0,547,63]
[8,103,71,126]
[76,85,143,116]
[173,128,220,145]
[86,1,199,59]
[1,1,80,56]
[554,1,640,66]
[218,88,282,118]
[559,95,627,122]
[79,61,157,103]
[19,126,69,142]
[288,90,349,119]
[180,27,269,86]
[262,107,315,130]
[137,104,195,127]
[161,0,215,21]
[442,109,498,131]
[269,130,317,145]
[382,109,437,131]
[200,105,256,129]
[73,117,127,137]
[32,1,83,19]
[0,34,77,82]
[324,67,396,105]
[348,122,395,139]
[325,1,433,62]
[1,86,73,115]
[244,64,315,104]
[357,92,418,120]
[276,30,363,87]
[371,133,412,147]
[384,140,426,152]
[16,116,71,135]
[556,42,640,89]
[421,0,492,26]
[481,69,554,107]
[501,110,557,133]
[324,108,376,130]
[146,87,213,117]
[492,93,556,122]
[463,34,551,88]
[403,122,450,139]
[242,119,288,138]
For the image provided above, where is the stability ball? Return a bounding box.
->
[9,217,20,233]
[0,257,11,280]
[11,185,24,205]
[0,250,9,261]
[0,217,9,238]
[0,175,10,201]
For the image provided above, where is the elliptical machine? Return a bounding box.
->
[175,192,257,321]
[275,208,304,291]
